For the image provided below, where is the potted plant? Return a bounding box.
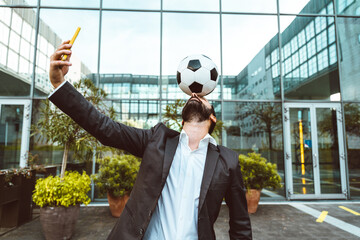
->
[31,79,115,238]
[92,154,140,217]
[32,171,91,240]
[238,152,282,213]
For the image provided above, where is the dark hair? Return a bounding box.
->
[208,105,216,135]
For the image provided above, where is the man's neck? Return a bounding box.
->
[182,121,210,151]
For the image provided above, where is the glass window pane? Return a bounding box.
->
[22,20,32,42]
[111,100,159,128]
[0,0,37,5]
[34,9,99,97]
[100,11,160,99]
[316,107,342,194]
[335,0,359,15]
[103,0,160,9]
[0,105,24,169]
[0,7,12,25]
[41,0,99,8]
[280,0,334,14]
[164,0,218,11]
[8,49,19,72]
[162,13,220,100]
[289,107,315,194]
[223,15,279,100]
[0,21,9,45]
[9,31,20,52]
[337,17,360,101]
[0,8,36,97]
[281,16,340,100]
[344,103,360,197]
[223,101,284,198]
[11,11,22,34]
[0,43,7,66]
[222,0,277,13]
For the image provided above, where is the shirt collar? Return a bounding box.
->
[179,129,217,150]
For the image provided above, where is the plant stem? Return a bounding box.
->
[60,143,69,179]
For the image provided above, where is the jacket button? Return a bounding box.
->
[148,211,152,217]
[139,228,144,235]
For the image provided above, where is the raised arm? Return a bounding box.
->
[225,152,252,240]
[48,41,153,157]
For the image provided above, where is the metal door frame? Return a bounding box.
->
[284,102,346,200]
[0,99,31,168]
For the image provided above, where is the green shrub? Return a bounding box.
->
[239,152,282,190]
[92,155,140,197]
[32,171,91,207]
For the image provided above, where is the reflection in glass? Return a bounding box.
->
[344,103,360,197]
[162,13,220,100]
[281,16,340,100]
[316,108,341,194]
[100,11,160,99]
[280,0,333,15]
[41,0,99,8]
[335,0,360,15]
[289,108,314,194]
[35,9,99,97]
[223,102,284,198]
[164,0,218,11]
[0,0,37,5]
[337,17,360,101]
[0,105,23,169]
[0,8,36,97]
[109,100,159,129]
[222,15,279,100]
[103,0,160,9]
[30,100,63,167]
[222,0,276,13]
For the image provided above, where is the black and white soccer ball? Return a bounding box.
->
[176,54,219,97]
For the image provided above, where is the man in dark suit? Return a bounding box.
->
[49,41,252,240]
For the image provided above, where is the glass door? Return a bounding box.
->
[0,100,31,169]
[284,103,346,199]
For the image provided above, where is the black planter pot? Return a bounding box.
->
[40,205,80,240]
[18,169,36,225]
[0,174,21,228]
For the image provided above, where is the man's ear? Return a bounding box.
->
[182,120,184,125]
[210,114,216,123]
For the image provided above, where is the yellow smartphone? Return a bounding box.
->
[61,27,81,61]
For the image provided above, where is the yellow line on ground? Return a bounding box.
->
[316,211,328,223]
[339,206,360,216]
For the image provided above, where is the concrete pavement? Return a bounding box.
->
[1,202,360,240]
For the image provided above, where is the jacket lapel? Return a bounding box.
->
[198,143,219,214]
[162,135,179,183]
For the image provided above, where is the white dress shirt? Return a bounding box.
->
[144,129,217,240]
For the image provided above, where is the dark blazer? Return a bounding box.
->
[49,82,252,240]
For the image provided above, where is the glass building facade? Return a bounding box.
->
[0,0,360,201]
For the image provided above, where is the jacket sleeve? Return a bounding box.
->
[48,81,153,158]
[225,152,252,240]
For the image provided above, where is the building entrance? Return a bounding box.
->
[0,100,31,169]
[284,103,347,199]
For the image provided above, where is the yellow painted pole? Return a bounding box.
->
[299,118,306,194]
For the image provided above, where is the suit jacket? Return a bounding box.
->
[49,82,252,240]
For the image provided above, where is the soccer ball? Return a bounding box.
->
[176,54,219,97]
